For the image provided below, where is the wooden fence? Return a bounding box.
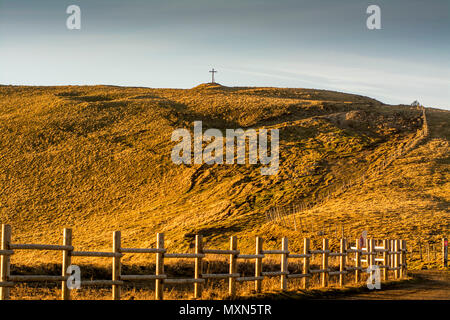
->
[0,224,408,300]
[409,238,448,264]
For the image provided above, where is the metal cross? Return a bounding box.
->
[209,68,217,83]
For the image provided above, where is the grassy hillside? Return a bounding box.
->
[0,83,448,266]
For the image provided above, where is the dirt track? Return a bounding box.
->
[337,270,450,300]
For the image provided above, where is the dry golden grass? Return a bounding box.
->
[0,83,448,280]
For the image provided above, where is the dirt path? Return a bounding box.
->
[337,270,450,300]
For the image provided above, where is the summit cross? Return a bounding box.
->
[209,68,217,83]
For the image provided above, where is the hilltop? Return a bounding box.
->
[0,84,448,265]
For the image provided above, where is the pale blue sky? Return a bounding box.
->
[0,0,449,109]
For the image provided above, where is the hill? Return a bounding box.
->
[0,83,448,265]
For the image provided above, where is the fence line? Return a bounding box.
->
[0,224,408,300]
[408,238,449,264]
[266,106,429,229]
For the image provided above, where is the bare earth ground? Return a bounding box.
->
[335,270,450,300]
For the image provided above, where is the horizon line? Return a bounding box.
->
[1,82,449,110]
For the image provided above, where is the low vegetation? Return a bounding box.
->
[0,84,448,299]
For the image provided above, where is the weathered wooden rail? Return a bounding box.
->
[0,224,407,300]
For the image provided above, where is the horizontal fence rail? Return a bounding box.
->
[0,224,409,300]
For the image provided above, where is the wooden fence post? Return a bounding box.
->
[155,233,165,300]
[382,239,389,281]
[390,239,394,277]
[397,239,402,279]
[387,239,391,269]
[403,240,407,277]
[339,238,346,287]
[61,228,72,300]
[400,240,404,278]
[355,238,361,283]
[391,239,396,270]
[229,236,237,298]
[321,238,329,287]
[0,224,11,300]
[194,234,203,299]
[112,231,121,300]
[373,239,377,267]
[369,239,375,269]
[442,238,448,268]
[255,237,263,293]
[302,238,310,289]
[280,237,288,290]
[394,239,399,279]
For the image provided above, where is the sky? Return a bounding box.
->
[0,0,449,109]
